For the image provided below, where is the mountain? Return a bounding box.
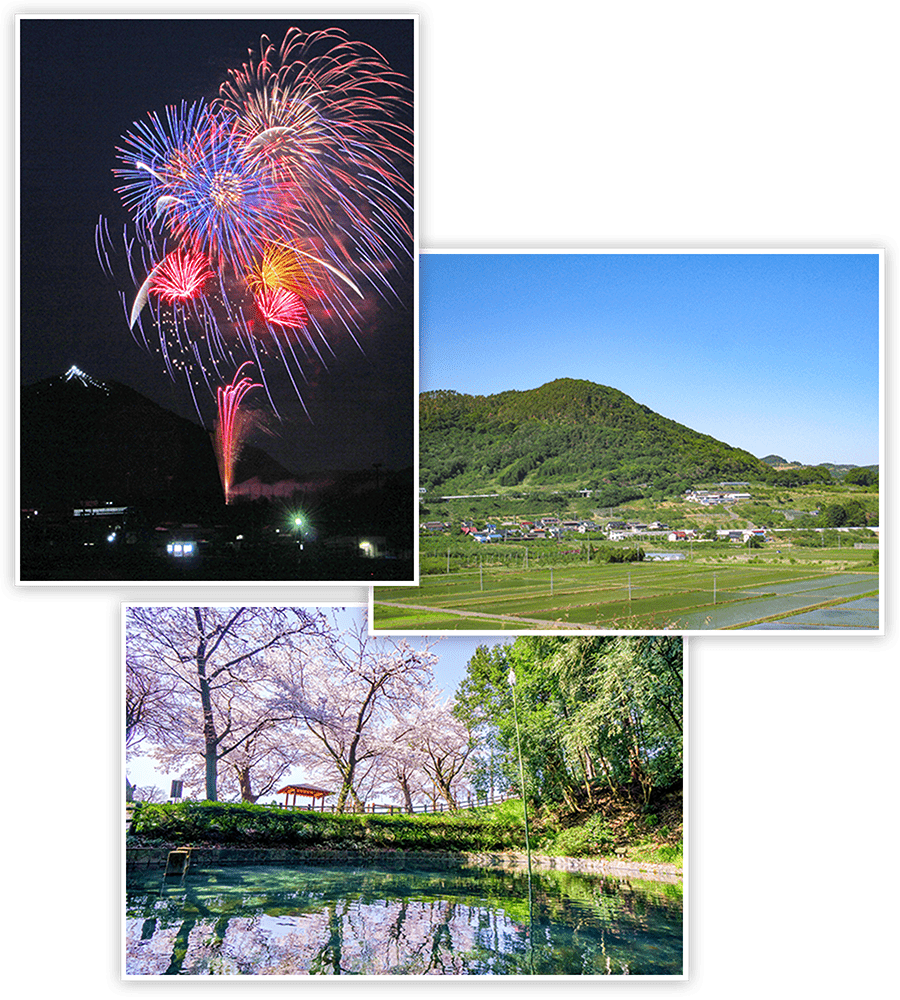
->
[420,378,775,495]
[760,455,878,479]
[19,368,296,508]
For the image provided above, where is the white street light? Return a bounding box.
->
[508,664,534,968]
[508,667,532,878]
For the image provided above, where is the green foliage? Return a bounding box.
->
[419,535,618,576]
[545,814,616,857]
[761,465,833,487]
[129,800,527,853]
[818,500,870,527]
[420,379,772,494]
[843,466,878,487]
[455,636,683,813]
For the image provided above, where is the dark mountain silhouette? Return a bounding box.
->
[19,368,299,508]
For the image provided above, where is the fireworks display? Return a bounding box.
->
[214,363,263,504]
[97,25,413,428]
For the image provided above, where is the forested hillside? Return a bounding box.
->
[420,379,773,494]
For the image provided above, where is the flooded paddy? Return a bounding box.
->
[671,574,879,629]
[374,565,878,632]
[741,596,879,629]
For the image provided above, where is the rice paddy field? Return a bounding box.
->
[372,548,879,631]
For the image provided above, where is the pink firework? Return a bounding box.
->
[149,249,214,302]
[101,25,413,409]
[213,363,262,504]
[254,285,309,327]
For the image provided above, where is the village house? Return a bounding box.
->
[685,488,752,505]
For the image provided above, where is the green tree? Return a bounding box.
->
[454,636,683,812]
[844,467,878,487]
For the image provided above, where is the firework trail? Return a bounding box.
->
[97,25,412,418]
[214,362,262,504]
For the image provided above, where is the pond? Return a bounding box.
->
[125,861,683,976]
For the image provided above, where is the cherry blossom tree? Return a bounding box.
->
[273,617,440,812]
[377,713,431,812]
[373,691,476,811]
[126,652,181,800]
[131,785,167,803]
[125,606,330,801]
[417,701,477,810]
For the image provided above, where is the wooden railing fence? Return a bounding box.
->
[270,788,514,815]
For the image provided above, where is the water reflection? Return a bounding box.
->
[125,864,682,976]
[673,574,878,629]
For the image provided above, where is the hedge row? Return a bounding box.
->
[130,801,525,852]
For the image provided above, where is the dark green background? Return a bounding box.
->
[10,0,900,1000]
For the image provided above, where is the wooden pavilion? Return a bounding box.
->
[276,783,334,811]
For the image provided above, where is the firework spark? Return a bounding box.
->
[218,27,413,281]
[148,249,215,303]
[254,285,309,327]
[98,25,412,415]
[213,362,262,504]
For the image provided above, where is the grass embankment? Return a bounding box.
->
[129,790,683,870]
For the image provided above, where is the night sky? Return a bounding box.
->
[19,16,415,476]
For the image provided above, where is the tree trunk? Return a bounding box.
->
[398,774,414,813]
[434,772,457,810]
[194,609,219,801]
[238,767,259,803]
[336,774,363,813]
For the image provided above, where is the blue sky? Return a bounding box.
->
[418,251,881,466]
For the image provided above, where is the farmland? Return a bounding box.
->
[373,543,879,631]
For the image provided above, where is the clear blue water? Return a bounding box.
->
[125,862,683,976]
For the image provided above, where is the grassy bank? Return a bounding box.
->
[128,790,683,870]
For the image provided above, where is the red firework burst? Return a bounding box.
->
[254,285,309,327]
[149,249,214,302]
